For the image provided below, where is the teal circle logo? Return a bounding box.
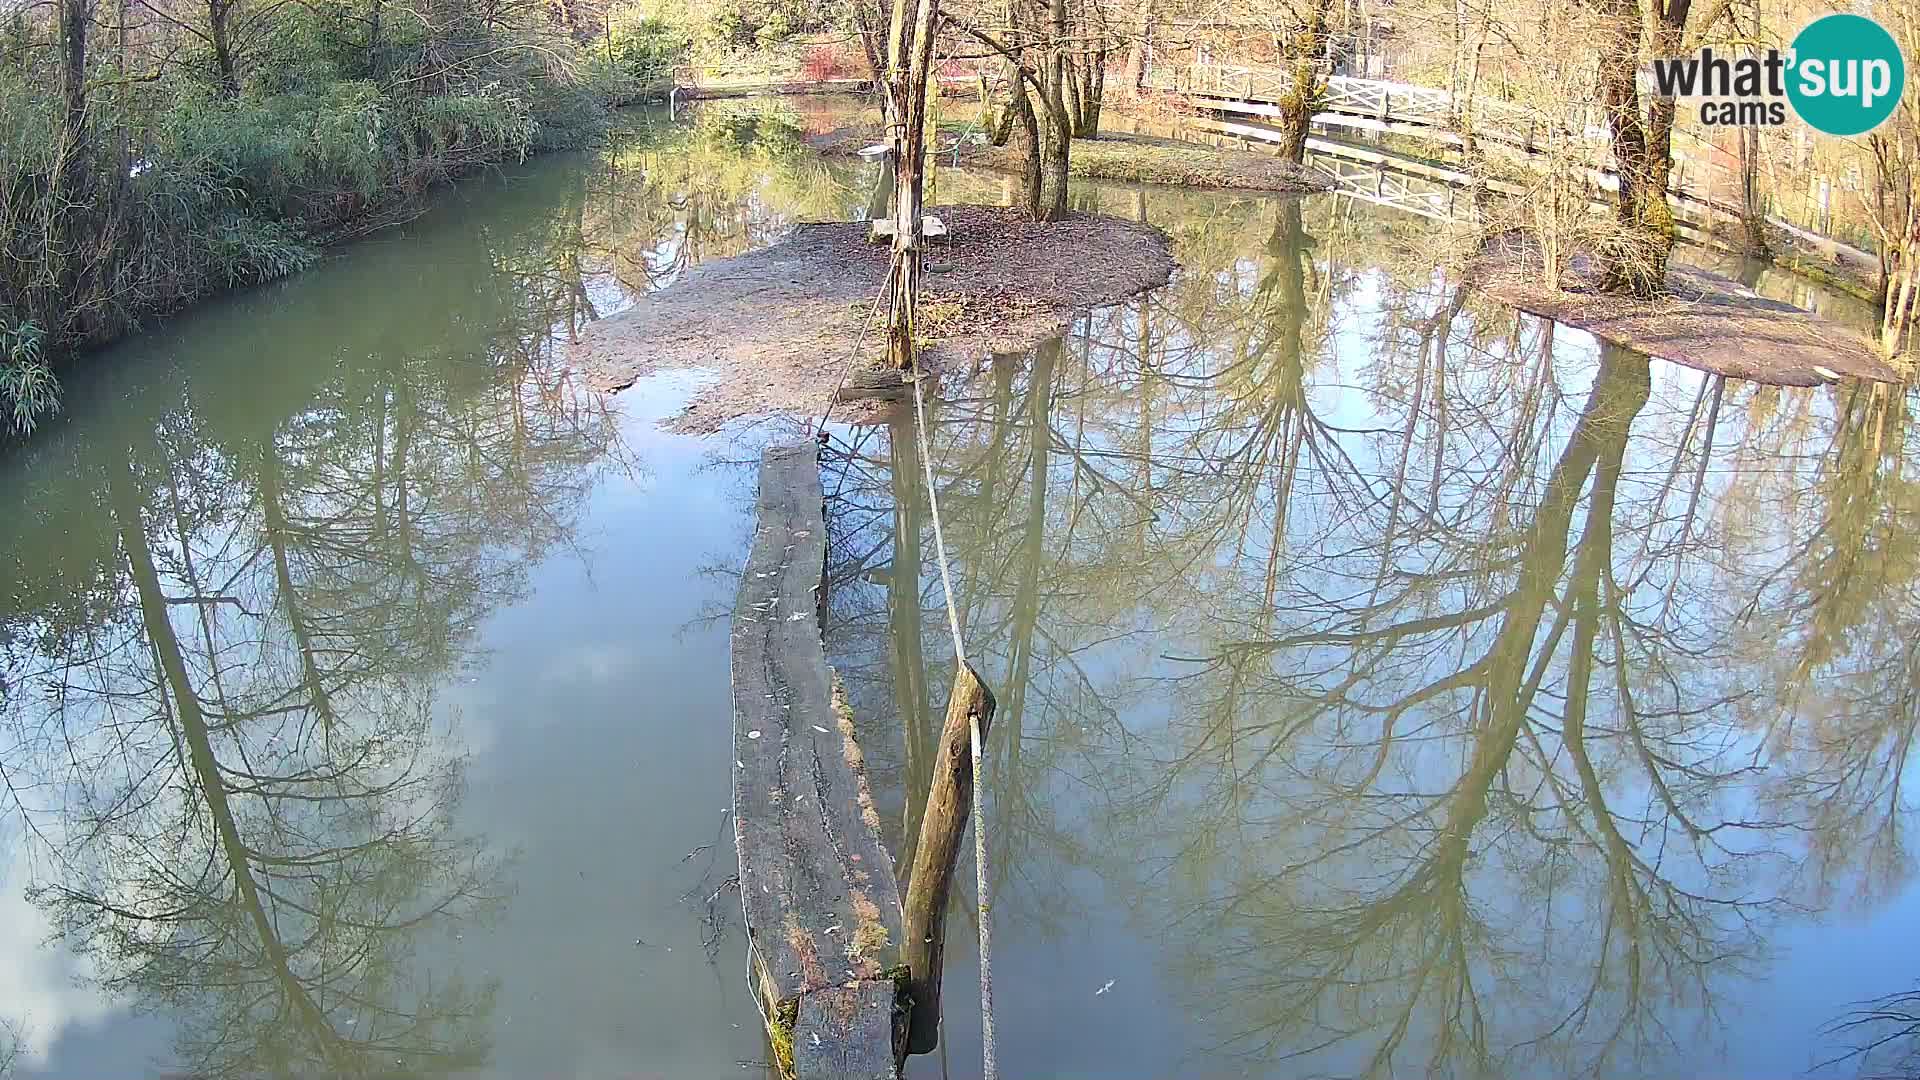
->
[1787,14,1905,136]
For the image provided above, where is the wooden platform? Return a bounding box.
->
[832,366,910,404]
[869,215,949,240]
[732,442,905,1080]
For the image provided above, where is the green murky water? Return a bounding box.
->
[0,103,870,1079]
[1,98,1915,1080]
[833,199,1920,1078]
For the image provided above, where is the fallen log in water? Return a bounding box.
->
[732,442,905,1079]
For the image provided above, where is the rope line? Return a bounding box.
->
[908,374,966,671]
[814,247,904,438]
[909,368,998,1080]
[792,123,998,1077]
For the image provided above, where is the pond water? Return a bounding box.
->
[0,97,1914,1080]
[0,105,870,1078]
[829,196,1920,1078]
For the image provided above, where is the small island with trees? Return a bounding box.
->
[564,0,1919,422]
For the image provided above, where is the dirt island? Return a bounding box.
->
[569,204,1178,431]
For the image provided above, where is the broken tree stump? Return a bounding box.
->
[900,662,997,1055]
[732,442,906,1079]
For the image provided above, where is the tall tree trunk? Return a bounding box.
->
[40,0,95,341]
[1085,49,1104,132]
[979,0,1017,144]
[1740,124,1770,257]
[1032,0,1071,217]
[852,0,886,80]
[1884,185,1919,356]
[60,0,90,147]
[208,0,239,92]
[986,67,1017,145]
[112,0,129,177]
[1011,80,1042,213]
[1067,46,1104,136]
[1061,50,1082,132]
[1594,0,1689,297]
[369,0,385,77]
[1000,0,1073,216]
[1275,0,1335,163]
[883,0,941,368]
[1035,102,1069,218]
[554,0,585,40]
[1120,0,1152,92]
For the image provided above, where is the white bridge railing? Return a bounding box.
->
[1148,60,1571,151]
[1147,60,1877,269]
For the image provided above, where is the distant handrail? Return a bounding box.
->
[1150,58,1877,270]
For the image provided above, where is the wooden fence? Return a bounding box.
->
[1155,60,1579,151]
[1150,60,1876,271]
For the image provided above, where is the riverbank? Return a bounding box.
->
[569,204,1176,431]
[0,6,646,437]
[808,120,1328,193]
[1477,250,1902,385]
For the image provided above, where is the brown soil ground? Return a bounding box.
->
[567,205,1176,431]
[1478,254,1902,386]
[808,124,1328,193]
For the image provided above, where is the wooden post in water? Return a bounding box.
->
[900,662,996,1054]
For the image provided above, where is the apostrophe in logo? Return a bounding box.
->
[1786,14,1904,136]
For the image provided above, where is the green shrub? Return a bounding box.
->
[394,90,537,165]
[604,12,692,93]
[0,0,621,400]
[205,215,320,285]
[0,322,57,436]
[681,0,819,51]
[532,72,621,148]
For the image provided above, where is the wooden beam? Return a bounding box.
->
[900,662,997,1055]
[793,981,901,1079]
[732,442,906,1079]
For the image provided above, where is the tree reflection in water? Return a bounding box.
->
[826,189,1920,1077]
[0,157,636,1076]
[585,102,869,296]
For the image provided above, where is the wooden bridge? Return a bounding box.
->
[732,443,905,1080]
[1162,60,1568,154]
[1149,61,1874,271]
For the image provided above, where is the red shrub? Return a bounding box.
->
[801,45,860,82]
